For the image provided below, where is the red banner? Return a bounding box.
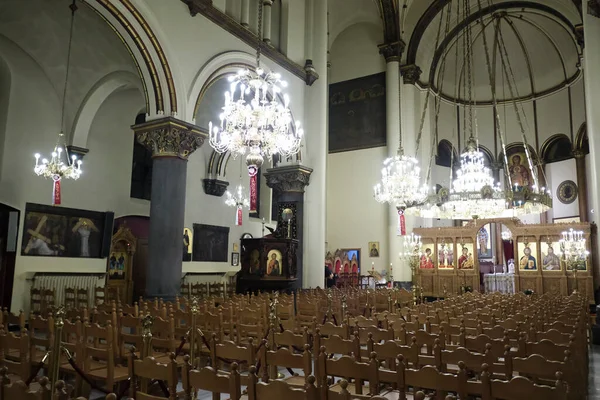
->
[398,209,406,236]
[249,174,258,213]
[236,206,242,226]
[52,178,61,206]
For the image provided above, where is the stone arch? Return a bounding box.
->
[71,71,144,149]
[574,122,589,154]
[83,0,182,119]
[540,133,573,163]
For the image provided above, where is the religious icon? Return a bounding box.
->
[267,249,283,276]
[368,242,380,258]
[508,153,532,188]
[182,228,192,262]
[518,242,538,271]
[477,224,492,258]
[231,252,239,267]
[249,249,261,274]
[458,243,475,269]
[541,241,561,271]
[71,218,100,257]
[420,248,434,269]
[437,239,454,269]
[108,251,127,279]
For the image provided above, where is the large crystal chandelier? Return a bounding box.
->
[558,228,589,271]
[33,0,82,205]
[208,1,302,177]
[441,138,506,219]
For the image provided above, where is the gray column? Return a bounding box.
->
[241,0,250,27]
[574,150,589,222]
[264,165,313,289]
[133,117,206,300]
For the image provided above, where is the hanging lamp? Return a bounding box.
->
[33,0,82,205]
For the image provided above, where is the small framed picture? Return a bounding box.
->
[231,252,240,266]
[368,242,380,258]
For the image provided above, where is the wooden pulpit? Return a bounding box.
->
[237,238,298,293]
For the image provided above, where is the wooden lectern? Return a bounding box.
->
[237,238,298,293]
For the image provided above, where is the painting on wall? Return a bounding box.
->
[368,242,380,258]
[437,239,454,269]
[192,224,229,262]
[457,242,475,270]
[21,203,113,258]
[477,224,493,259]
[266,249,283,276]
[553,216,580,224]
[108,251,127,279]
[420,240,435,269]
[540,240,561,271]
[328,72,386,153]
[517,240,538,271]
[183,227,192,262]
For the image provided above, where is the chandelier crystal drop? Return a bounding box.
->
[209,67,303,173]
[374,149,429,210]
[558,228,589,270]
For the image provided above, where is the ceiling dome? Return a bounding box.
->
[416,2,581,104]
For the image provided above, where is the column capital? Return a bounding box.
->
[264,164,313,193]
[304,59,320,86]
[573,149,587,159]
[378,40,405,63]
[588,0,600,18]
[132,116,206,160]
[400,64,422,84]
[67,145,89,161]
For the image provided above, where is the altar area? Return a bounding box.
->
[412,218,595,303]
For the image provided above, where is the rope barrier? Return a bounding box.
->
[175,336,187,356]
[25,351,50,385]
[65,357,111,395]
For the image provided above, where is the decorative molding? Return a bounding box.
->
[264,165,313,193]
[202,179,229,197]
[303,60,319,86]
[181,0,311,84]
[400,64,422,84]
[378,0,400,44]
[378,41,405,63]
[589,0,600,17]
[66,145,89,161]
[132,116,206,159]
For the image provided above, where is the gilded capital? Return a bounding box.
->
[400,64,422,84]
[378,41,405,63]
[573,149,586,159]
[264,165,313,193]
[132,116,206,160]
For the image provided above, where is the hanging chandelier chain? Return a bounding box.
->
[496,26,541,189]
[449,0,462,178]
[60,0,78,140]
[476,0,512,188]
[426,2,454,185]
[256,0,264,67]
[464,0,474,141]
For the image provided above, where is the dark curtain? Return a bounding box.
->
[502,239,514,264]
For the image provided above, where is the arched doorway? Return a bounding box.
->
[0,203,19,309]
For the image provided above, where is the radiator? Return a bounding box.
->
[31,273,106,308]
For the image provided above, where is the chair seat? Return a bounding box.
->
[87,365,130,382]
[280,375,305,388]
[329,382,372,399]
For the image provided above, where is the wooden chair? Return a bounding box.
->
[248,365,318,400]
[487,373,568,400]
[128,353,178,400]
[260,343,312,388]
[94,286,106,306]
[181,356,241,400]
[0,375,50,400]
[29,288,43,316]
[64,288,77,310]
[0,329,31,382]
[0,309,25,334]
[316,348,379,398]
[211,335,257,385]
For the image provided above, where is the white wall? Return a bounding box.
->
[545,158,580,221]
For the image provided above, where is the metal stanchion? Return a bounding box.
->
[341,295,347,325]
[49,307,65,396]
[141,314,153,359]
[189,297,199,369]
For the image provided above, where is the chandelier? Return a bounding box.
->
[374,149,428,210]
[558,228,589,271]
[225,181,250,226]
[208,1,302,177]
[33,0,82,205]
[402,232,423,258]
[441,138,506,219]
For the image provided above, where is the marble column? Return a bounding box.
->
[241,0,250,27]
[262,0,273,44]
[574,150,589,222]
[583,1,600,279]
[264,165,313,289]
[133,117,205,300]
[378,41,403,284]
[394,64,422,285]
[303,0,327,288]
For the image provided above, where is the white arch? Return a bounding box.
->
[186,51,268,123]
[71,71,143,149]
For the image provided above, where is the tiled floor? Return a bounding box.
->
[590,345,600,399]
